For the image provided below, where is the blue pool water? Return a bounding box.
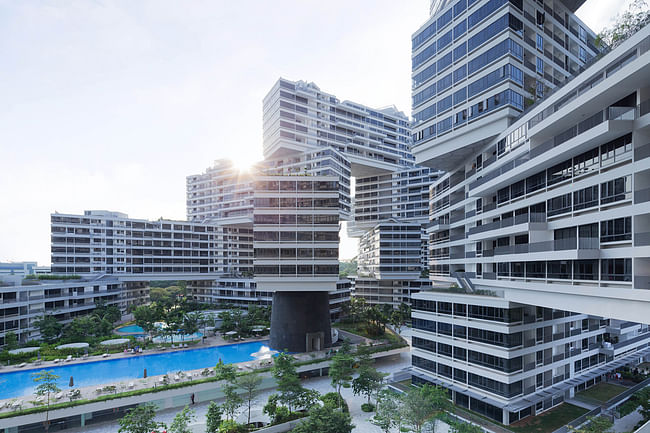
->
[0,341,273,399]
[116,324,145,333]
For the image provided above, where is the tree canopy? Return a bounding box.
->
[597,0,650,48]
[118,403,166,433]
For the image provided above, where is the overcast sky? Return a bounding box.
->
[0,0,633,265]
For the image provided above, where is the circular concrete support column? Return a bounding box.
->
[270,291,332,353]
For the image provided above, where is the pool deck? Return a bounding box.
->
[0,333,261,374]
[0,332,382,412]
[0,333,273,411]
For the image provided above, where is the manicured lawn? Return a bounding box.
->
[509,403,588,433]
[576,382,628,403]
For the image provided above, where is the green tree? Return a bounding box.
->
[352,352,387,405]
[291,405,354,433]
[93,299,121,324]
[401,384,451,433]
[4,331,18,350]
[118,403,166,433]
[329,346,355,403]
[349,297,367,324]
[272,352,304,414]
[169,405,196,433]
[180,313,199,344]
[639,389,650,427]
[222,383,243,421]
[215,359,237,382]
[373,389,404,433]
[236,372,263,428]
[133,304,160,341]
[205,402,223,433]
[34,315,63,344]
[164,309,185,346]
[31,370,60,432]
[597,0,650,49]
[391,303,411,334]
[63,315,99,341]
[366,306,387,336]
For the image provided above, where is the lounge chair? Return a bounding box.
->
[11,400,22,410]
[54,392,63,400]
[158,377,165,384]
[128,382,135,389]
[102,353,109,358]
[96,387,103,394]
[174,374,180,381]
[65,355,73,362]
[18,363,26,368]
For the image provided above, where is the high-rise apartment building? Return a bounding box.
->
[409,7,650,424]
[411,0,598,172]
[263,79,415,173]
[262,78,441,237]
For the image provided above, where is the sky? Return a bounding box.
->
[0,0,633,265]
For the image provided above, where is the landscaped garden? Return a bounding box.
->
[576,382,628,404]
[508,403,588,433]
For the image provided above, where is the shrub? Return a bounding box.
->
[218,420,247,433]
[361,402,375,412]
[321,392,349,413]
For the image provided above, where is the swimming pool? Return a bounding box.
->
[0,341,273,399]
[116,324,145,334]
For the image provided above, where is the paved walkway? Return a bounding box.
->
[565,398,599,411]
[613,409,643,432]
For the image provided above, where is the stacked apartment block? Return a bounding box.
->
[409,0,650,423]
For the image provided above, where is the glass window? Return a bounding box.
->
[573,186,598,211]
[454,42,467,61]
[412,21,436,50]
[547,193,572,217]
[437,7,453,30]
[600,176,631,204]
[437,51,453,73]
[536,57,544,74]
[536,34,543,51]
[601,134,632,166]
[437,73,453,93]
[413,63,437,89]
[453,87,467,105]
[468,0,508,29]
[573,148,599,176]
[600,217,632,242]
[413,83,437,107]
[412,43,437,70]
[454,0,467,17]
[453,65,467,83]
[468,39,523,74]
[437,95,453,113]
[547,159,572,186]
[601,258,631,281]
[454,20,467,40]
[437,29,453,52]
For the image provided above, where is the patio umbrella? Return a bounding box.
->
[69,376,74,387]
[144,368,147,378]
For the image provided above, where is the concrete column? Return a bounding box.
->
[270,291,332,353]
